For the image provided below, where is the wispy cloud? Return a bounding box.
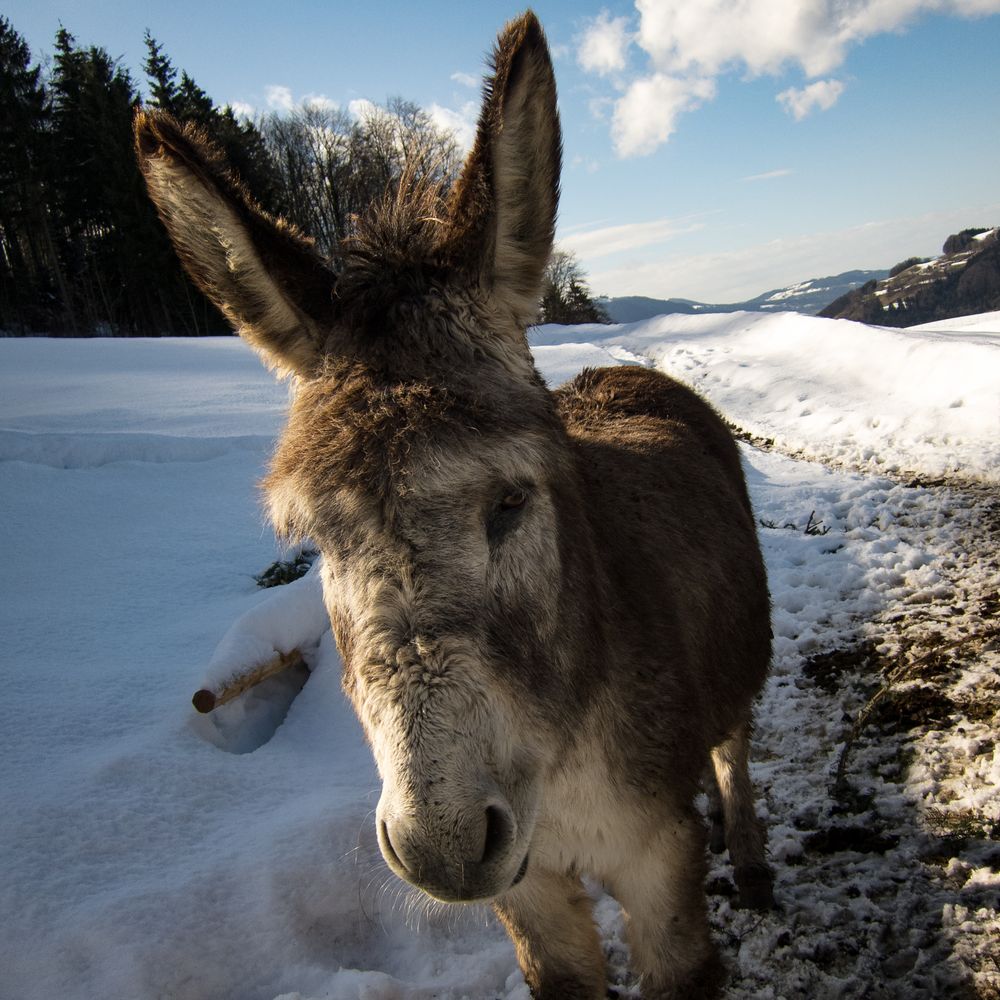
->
[302,93,338,112]
[570,154,601,174]
[586,203,1000,302]
[427,101,478,151]
[559,215,706,259]
[265,85,294,112]
[347,98,379,121]
[742,168,794,182]
[265,85,337,113]
[578,0,1000,156]
[450,71,478,88]
[777,79,845,120]
[578,10,632,76]
[228,101,255,120]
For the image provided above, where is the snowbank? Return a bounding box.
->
[531,310,1000,481]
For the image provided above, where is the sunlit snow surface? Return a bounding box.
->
[531,310,1000,482]
[1,313,998,999]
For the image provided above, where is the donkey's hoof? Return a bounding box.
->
[734,864,775,911]
[647,953,726,1000]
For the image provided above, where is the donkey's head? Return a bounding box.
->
[137,13,588,903]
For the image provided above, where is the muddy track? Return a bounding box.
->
[716,441,1000,999]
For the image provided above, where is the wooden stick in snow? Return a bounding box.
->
[192,648,306,713]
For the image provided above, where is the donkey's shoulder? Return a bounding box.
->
[554,364,750,513]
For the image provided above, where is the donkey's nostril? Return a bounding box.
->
[379,819,406,872]
[480,803,515,866]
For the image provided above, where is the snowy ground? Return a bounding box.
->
[1,312,998,1000]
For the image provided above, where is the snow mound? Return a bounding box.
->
[531,310,1000,481]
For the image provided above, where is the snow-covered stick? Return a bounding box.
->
[191,648,306,713]
[191,557,330,714]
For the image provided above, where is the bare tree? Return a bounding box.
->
[260,97,461,259]
[539,248,610,325]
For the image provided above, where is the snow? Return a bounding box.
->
[1,312,998,999]
[763,279,813,303]
[910,310,1000,335]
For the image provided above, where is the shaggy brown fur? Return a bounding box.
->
[136,11,774,1000]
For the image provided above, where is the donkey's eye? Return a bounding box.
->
[500,490,527,511]
[486,487,529,545]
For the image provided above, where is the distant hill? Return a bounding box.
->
[599,296,703,323]
[601,269,888,323]
[820,227,1000,327]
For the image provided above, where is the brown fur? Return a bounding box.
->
[136,11,774,999]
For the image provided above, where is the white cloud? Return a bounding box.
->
[611,74,715,157]
[570,154,601,174]
[581,0,1000,155]
[588,96,615,122]
[302,93,337,112]
[265,85,294,112]
[450,71,478,88]
[427,101,478,151]
[777,79,845,120]
[742,168,794,182]
[634,0,1000,78]
[228,101,255,120]
[559,215,706,259]
[263,86,337,114]
[348,98,380,122]
[578,11,632,75]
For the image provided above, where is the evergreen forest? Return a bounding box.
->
[0,17,606,336]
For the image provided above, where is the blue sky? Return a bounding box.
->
[10,1,1000,302]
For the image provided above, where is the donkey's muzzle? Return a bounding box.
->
[377,801,523,901]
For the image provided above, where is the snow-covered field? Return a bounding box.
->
[1,312,998,1000]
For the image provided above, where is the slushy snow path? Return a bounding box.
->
[0,315,997,999]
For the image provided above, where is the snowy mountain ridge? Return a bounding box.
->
[821,226,1000,327]
[601,269,889,323]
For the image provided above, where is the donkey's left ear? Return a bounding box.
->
[135,110,336,378]
[448,11,561,328]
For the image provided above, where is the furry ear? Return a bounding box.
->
[447,11,562,329]
[135,110,335,378]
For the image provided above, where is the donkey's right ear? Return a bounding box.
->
[135,110,335,378]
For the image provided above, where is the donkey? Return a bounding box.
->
[136,11,773,999]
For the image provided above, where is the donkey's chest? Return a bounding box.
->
[532,747,656,881]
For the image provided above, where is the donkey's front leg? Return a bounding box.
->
[612,807,724,1000]
[493,866,605,1000]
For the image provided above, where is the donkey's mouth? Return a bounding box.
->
[510,852,529,887]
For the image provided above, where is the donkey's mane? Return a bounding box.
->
[332,173,458,337]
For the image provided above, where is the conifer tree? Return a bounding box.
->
[142,35,281,215]
[0,17,65,331]
[143,30,179,113]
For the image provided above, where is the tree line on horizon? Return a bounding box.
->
[0,16,606,337]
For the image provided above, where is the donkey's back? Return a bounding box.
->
[556,364,770,758]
